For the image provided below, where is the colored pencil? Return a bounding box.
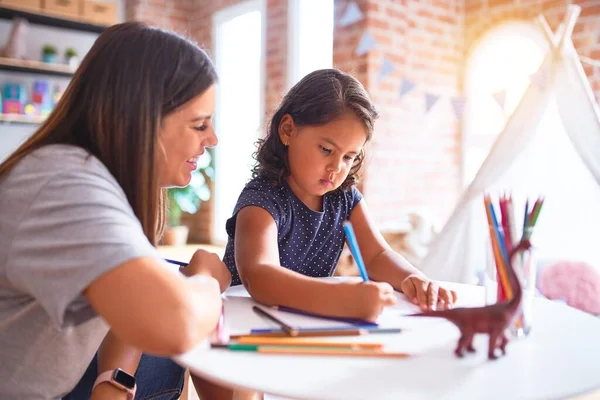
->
[273,305,378,327]
[521,199,529,241]
[230,327,402,339]
[252,306,298,337]
[164,258,187,267]
[529,197,544,229]
[484,195,506,301]
[231,330,364,338]
[489,201,512,300]
[235,337,383,349]
[343,221,369,282]
[211,343,411,358]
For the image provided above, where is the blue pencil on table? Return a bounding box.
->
[250,326,400,334]
[342,221,369,282]
[164,258,187,267]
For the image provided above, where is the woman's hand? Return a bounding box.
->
[401,275,457,310]
[180,249,232,293]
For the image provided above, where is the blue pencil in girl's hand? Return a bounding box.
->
[342,221,369,282]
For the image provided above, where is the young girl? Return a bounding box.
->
[224,69,457,322]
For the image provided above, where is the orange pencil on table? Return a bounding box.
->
[211,343,411,358]
[235,336,383,349]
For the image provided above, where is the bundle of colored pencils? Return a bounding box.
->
[483,194,544,302]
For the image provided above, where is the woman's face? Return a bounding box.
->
[157,85,217,188]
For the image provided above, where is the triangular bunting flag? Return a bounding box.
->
[377,57,395,81]
[451,96,467,119]
[399,77,415,99]
[530,66,548,90]
[425,93,440,113]
[355,31,376,56]
[339,2,363,27]
[492,90,506,110]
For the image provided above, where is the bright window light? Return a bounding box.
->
[287,0,334,88]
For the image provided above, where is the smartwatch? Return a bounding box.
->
[92,368,137,399]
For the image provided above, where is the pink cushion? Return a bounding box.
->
[539,260,600,315]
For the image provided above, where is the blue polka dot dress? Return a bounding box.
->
[223,176,363,286]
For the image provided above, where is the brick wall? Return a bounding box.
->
[124,0,192,33]
[129,0,600,244]
[465,0,600,101]
[334,0,464,229]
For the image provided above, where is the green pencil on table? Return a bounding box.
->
[211,343,410,358]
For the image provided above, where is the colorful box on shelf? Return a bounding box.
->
[3,83,26,114]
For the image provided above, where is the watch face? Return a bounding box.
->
[113,369,136,390]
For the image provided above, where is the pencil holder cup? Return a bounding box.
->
[484,226,536,338]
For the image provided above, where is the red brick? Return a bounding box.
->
[365,2,380,12]
[580,4,600,17]
[370,18,390,30]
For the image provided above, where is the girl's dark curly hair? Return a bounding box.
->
[253,68,378,190]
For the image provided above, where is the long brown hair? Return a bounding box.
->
[253,69,378,190]
[0,22,217,245]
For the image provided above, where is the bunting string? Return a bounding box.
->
[338,1,600,119]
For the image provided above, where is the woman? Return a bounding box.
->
[0,22,232,399]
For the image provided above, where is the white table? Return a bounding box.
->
[174,278,600,400]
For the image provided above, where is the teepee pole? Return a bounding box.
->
[536,15,556,49]
[556,5,580,52]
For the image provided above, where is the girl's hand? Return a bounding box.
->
[344,281,398,322]
[401,275,457,310]
[180,249,232,293]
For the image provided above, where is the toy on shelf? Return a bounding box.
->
[53,84,65,106]
[1,17,29,59]
[31,80,53,116]
[3,83,26,115]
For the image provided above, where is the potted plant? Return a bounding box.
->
[41,44,57,64]
[64,47,79,69]
[163,151,213,246]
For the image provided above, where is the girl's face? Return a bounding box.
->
[157,85,217,188]
[279,112,367,210]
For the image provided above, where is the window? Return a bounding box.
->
[463,22,548,187]
[212,0,266,244]
[287,0,334,88]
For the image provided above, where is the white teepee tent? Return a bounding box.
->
[420,5,600,284]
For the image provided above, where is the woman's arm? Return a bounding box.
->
[350,200,457,309]
[235,206,396,321]
[84,258,222,355]
[89,331,142,400]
